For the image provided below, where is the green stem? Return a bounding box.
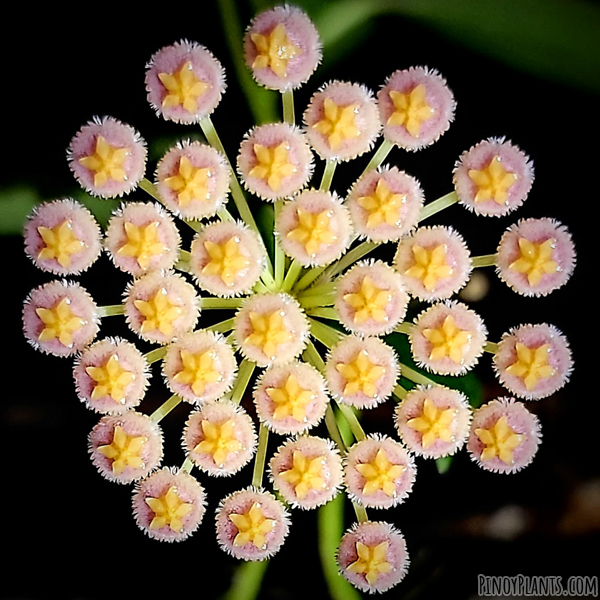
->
[252,425,269,488]
[199,297,245,309]
[253,280,269,294]
[298,281,337,298]
[293,266,327,292]
[319,241,377,282]
[484,341,499,354]
[395,321,414,335]
[282,89,295,124]
[363,138,394,173]
[352,502,369,523]
[309,318,344,349]
[472,253,498,268]
[144,347,167,365]
[223,560,270,600]
[336,403,366,441]
[303,340,326,372]
[150,394,183,423]
[281,259,303,293]
[206,317,235,334]
[320,159,337,191]
[393,384,408,401]
[400,363,437,387]
[305,307,338,320]
[324,404,347,454]
[274,200,285,288]
[299,293,336,309]
[98,305,125,318]
[218,207,235,222]
[179,455,195,474]
[418,190,459,222]
[231,359,256,405]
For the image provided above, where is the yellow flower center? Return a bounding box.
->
[343,276,392,325]
[195,418,242,467]
[336,349,386,398]
[229,502,276,549]
[388,84,436,137]
[475,415,523,464]
[287,207,337,256]
[505,342,556,391]
[357,179,406,228]
[468,155,518,205]
[158,61,209,113]
[245,310,293,360]
[313,98,361,151]
[97,425,147,475]
[266,374,314,422]
[202,237,250,287]
[407,398,457,449]
[37,221,86,268]
[422,315,472,364]
[117,221,169,270]
[251,23,301,78]
[404,244,454,292]
[509,238,558,287]
[86,354,136,404]
[36,298,87,348]
[347,541,393,586]
[279,450,326,500]
[145,486,194,533]
[164,156,212,207]
[134,288,183,337]
[355,448,405,497]
[249,142,297,192]
[78,135,129,188]
[173,349,222,396]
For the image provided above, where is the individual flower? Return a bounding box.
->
[215,487,291,561]
[377,66,455,151]
[269,436,343,509]
[304,81,381,161]
[243,5,322,91]
[344,435,416,509]
[467,397,541,474]
[337,521,409,594]
[22,280,99,357]
[145,40,226,123]
[394,384,472,459]
[67,116,147,198]
[132,467,206,542]
[23,199,102,275]
[496,217,576,296]
[493,323,573,400]
[182,400,257,476]
[73,337,150,414]
[453,137,534,216]
[88,411,164,484]
[346,166,424,242]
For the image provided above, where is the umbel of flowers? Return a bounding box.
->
[22,5,575,594]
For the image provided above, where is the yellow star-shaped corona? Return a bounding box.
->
[287,208,336,256]
[251,23,301,78]
[475,416,523,464]
[164,156,212,207]
[202,237,250,287]
[405,244,454,292]
[173,349,222,397]
[86,354,136,404]
[195,419,241,467]
[313,98,361,151]
[159,61,209,113]
[245,310,293,360]
[266,374,314,422]
[146,486,194,532]
[357,179,406,228]
[78,135,129,188]
[134,288,182,337]
[249,142,297,192]
[407,398,457,449]
[36,298,87,348]
[97,425,147,475]
[336,350,386,398]
[505,342,556,391]
[347,541,393,586]
[229,502,276,549]
[37,221,86,268]
[388,84,436,137]
[423,315,472,364]
[509,238,558,287]
[468,156,518,204]
[343,276,391,325]
[355,449,405,497]
[117,221,168,270]
[279,450,326,500]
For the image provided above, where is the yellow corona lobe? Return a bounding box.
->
[343,276,391,325]
[86,354,136,404]
[423,315,472,364]
[36,298,87,348]
[251,23,301,78]
[97,425,147,475]
[355,449,405,497]
[266,374,314,422]
[229,502,276,549]
[203,237,250,287]
[245,310,293,360]
[357,179,406,228]
[407,398,456,449]
[195,419,241,466]
[118,221,169,270]
[279,451,326,500]
[468,156,518,205]
[164,156,211,207]
[146,486,194,532]
[405,244,453,292]
[78,135,129,188]
[509,238,558,287]
[159,61,209,113]
[336,350,386,398]
[388,84,436,137]
[134,288,182,337]
[249,142,297,191]
[313,98,361,151]
[287,208,336,256]
[173,349,222,397]
[505,342,556,391]
[475,416,523,464]
[37,221,86,268]
[347,541,393,586]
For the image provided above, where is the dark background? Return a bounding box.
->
[1,1,597,598]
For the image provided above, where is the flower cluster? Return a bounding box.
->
[22,5,575,595]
